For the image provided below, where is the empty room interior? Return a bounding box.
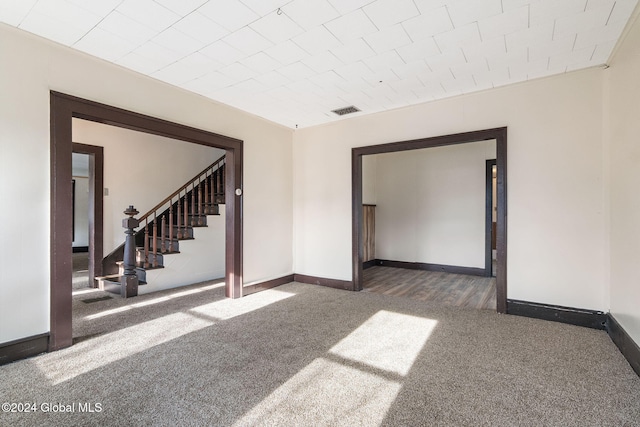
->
[1,0,639,425]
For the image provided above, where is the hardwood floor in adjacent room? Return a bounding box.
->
[362,266,496,311]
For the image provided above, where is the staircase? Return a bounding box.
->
[96,155,226,296]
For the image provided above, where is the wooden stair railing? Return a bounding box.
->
[101,155,226,278]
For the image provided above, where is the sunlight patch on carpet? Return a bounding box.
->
[84,282,225,320]
[189,289,295,321]
[329,310,437,376]
[233,358,402,427]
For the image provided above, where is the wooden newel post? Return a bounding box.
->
[121,205,140,298]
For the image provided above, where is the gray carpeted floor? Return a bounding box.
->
[1,281,639,426]
[72,252,90,290]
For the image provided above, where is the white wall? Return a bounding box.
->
[372,141,495,268]
[0,24,293,344]
[142,207,226,294]
[294,68,607,311]
[72,176,89,248]
[606,10,640,345]
[72,119,224,254]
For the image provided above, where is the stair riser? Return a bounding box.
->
[135,250,164,268]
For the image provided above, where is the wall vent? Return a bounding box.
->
[331,106,360,116]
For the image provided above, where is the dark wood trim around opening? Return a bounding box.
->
[352,127,508,313]
[607,314,640,378]
[293,274,353,290]
[72,143,104,287]
[485,159,496,278]
[243,274,295,296]
[507,299,607,330]
[50,91,243,351]
[0,333,49,366]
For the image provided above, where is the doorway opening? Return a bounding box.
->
[50,92,243,351]
[352,128,507,313]
[72,143,104,290]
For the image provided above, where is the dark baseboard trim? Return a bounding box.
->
[0,333,49,366]
[375,259,486,277]
[293,274,353,291]
[362,260,376,270]
[607,314,640,378]
[243,274,295,296]
[507,299,607,330]
[72,246,89,253]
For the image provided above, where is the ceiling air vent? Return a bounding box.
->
[331,106,360,116]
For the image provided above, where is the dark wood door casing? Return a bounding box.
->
[352,127,508,313]
[50,91,243,351]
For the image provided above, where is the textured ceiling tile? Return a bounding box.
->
[198,0,259,32]
[574,21,627,50]
[283,0,340,29]
[152,27,206,57]
[426,49,467,71]
[548,45,594,70]
[292,25,342,55]
[590,38,617,63]
[19,12,87,45]
[505,22,554,51]
[66,0,122,16]
[434,23,482,53]
[20,0,103,45]
[222,27,273,56]
[477,6,529,41]
[254,70,292,89]
[199,40,245,65]
[362,0,420,29]
[392,59,430,79]
[277,61,317,80]
[239,0,288,16]
[302,50,344,73]
[330,38,376,63]
[402,6,453,41]
[0,0,38,26]
[217,62,258,83]
[334,61,373,80]
[308,70,346,88]
[153,54,218,85]
[171,12,229,45]
[554,5,612,38]
[447,0,503,28]
[154,0,207,16]
[529,0,587,27]
[363,49,405,71]
[413,0,449,14]
[501,0,535,12]
[607,0,639,25]
[363,24,412,54]
[327,0,376,15]
[528,32,575,61]
[73,27,137,62]
[241,52,281,73]
[98,11,157,46]
[324,9,378,42]
[264,40,309,64]
[462,36,505,63]
[116,51,160,74]
[250,10,304,44]
[116,0,181,32]
[396,37,440,62]
[486,46,528,70]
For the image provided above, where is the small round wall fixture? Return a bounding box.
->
[235,188,242,196]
